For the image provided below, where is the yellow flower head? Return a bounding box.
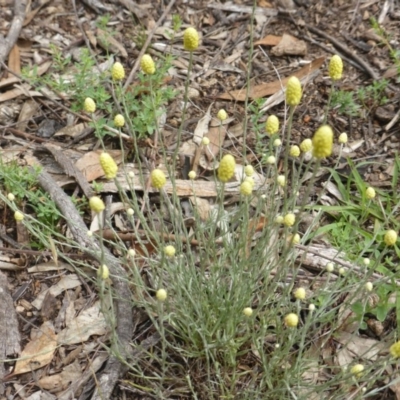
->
[84,97,96,113]
[284,313,299,327]
[283,213,295,227]
[240,181,253,196]
[350,364,364,378]
[286,76,302,106]
[384,229,397,246]
[14,211,24,221]
[7,193,15,201]
[244,177,255,187]
[273,138,282,147]
[365,187,376,199]
[326,262,334,272]
[164,245,176,257]
[290,145,300,157]
[111,61,125,81]
[156,288,167,302]
[183,27,199,51]
[97,264,109,280]
[151,169,166,189]
[265,115,279,135]
[140,54,156,75]
[218,154,236,183]
[289,233,301,244]
[294,287,306,300]
[277,175,286,187]
[100,152,118,179]
[217,109,228,121]
[266,155,276,165]
[329,55,343,81]
[114,114,125,128]
[275,215,284,224]
[243,307,253,317]
[89,196,105,213]
[300,138,312,153]
[338,132,348,144]
[202,137,210,146]
[244,165,254,177]
[390,341,400,358]
[364,282,373,292]
[312,125,333,159]
[188,170,196,180]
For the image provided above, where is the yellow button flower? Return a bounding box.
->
[312,125,333,159]
[384,230,397,246]
[111,61,125,81]
[350,364,364,378]
[294,287,306,300]
[188,171,196,180]
[390,340,400,358]
[300,138,312,153]
[243,307,253,317]
[156,288,167,302]
[284,313,299,327]
[183,27,199,51]
[338,132,348,144]
[329,55,343,81]
[277,175,286,187]
[140,54,156,75]
[365,187,375,199]
[240,181,253,196]
[217,109,227,121]
[202,137,210,146]
[286,76,302,106]
[97,264,109,280]
[89,196,105,213]
[265,115,279,135]
[164,245,176,257]
[14,211,24,221]
[151,169,166,189]
[218,154,236,183]
[100,152,118,179]
[244,165,254,177]
[290,145,300,157]
[114,114,125,128]
[283,213,295,227]
[84,97,96,113]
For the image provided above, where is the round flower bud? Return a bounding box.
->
[127,208,134,216]
[218,154,236,183]
[350,364,364,378]
[151,169,166,189]
[87,230,93,237]
[84,97,96,113]
[111,61,125,81]
[89,196,105,213]
[363,258,370,266]
[390,341,400,358]
[338,132,348,144]
[156,288,167,302]
[286,76,302,106]
[312,125,333,159]
[100,152,118,179]
[384,230,397,246]
[114,114,125,128]
[128,249,136,257]
[202,137,210,146]
[283,213,295,227]
[128,171,135,178]
[338,267,345,275]
[188,171,196,180]
[290,145,300,157]
[244,177,254,187]
[273,139,282,147]
[300,138,312,153]
[277,175,286,187]
[284,313,299,327]
[266,155,276,165]
[275,215,284,224]
[329,55,343,81]
[183,27,199,51]
[97,264,109,280]
[140,54,156,75]
[294,287,306,300]
[365,282,373,292]
[217,109,227,121]
[365,187,376,199]
[14,211,24,221]
[164,245,176,257]
[244,165,254,177]
[325,262,334,272]
[243,307,253,317]
[265,115,279,135]
[261,194,266,199]
[308,304,315,311]
[7,193,15,201]
[240,181,253,196]
[290,233,301,244]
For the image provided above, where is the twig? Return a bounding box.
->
[36,170,134,400]
[123,0,177,91]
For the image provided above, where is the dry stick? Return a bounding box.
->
[36,170,134,400]
[123,0,177,91]
[0,0,26,65]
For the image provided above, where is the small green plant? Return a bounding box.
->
[357,79,389,112]
[331,89,360,117]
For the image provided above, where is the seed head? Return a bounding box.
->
[312,125,333,159]
[183,27,199,51]
[151,169,166,189]
[286,76,302,106]
[384,230,397,246]
[114,114,125,128]
[218,154,236,183]
[89,196,105,213]
[265,115,279,135]
[140,54,156,75]
[111,61,125,81]
[84,97,96,113]
[284,313,299,327]
[100,152,118,179]
[329,55,343,81]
